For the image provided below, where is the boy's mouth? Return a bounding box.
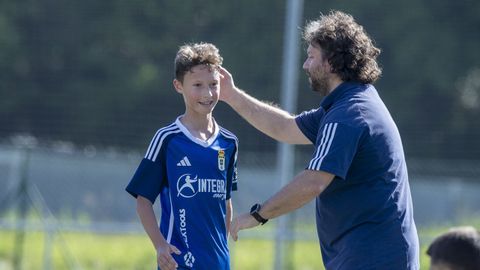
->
[199,100,213,106]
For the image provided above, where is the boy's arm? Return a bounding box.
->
[219,66,311,145]
[136,195,180,270]
[225,199,233,238]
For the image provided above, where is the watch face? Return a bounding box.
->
[250,203,260,213]
[250,204,259,214]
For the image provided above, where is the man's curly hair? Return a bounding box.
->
[303,11,382,84]
[174,42,223,82]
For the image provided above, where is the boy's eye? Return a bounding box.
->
[193,83,202,87]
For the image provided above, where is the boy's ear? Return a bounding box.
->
[173,79,183,94]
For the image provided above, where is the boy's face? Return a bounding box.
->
[173,64,220,117]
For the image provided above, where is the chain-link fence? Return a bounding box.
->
[1,144,479,269]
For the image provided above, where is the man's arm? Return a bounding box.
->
[219,66,311,145]
[230,170,335,241]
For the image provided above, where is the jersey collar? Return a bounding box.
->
[320,81,364,111]
[175,116,219,148]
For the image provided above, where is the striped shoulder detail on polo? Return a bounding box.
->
[145,123,181,162]
[308,122,338,171]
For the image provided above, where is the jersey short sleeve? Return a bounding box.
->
[125,158,165,204]
[307,122,363,180]
[226,143,238,200]
[295,108,325,143]
[225,137,238,200]
[126,124,178,204]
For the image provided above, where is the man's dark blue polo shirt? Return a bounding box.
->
[296,82,419,269]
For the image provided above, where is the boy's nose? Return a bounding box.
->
[207,87,216,96]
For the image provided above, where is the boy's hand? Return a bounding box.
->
[157,243,181,270]
[230,212,261,241]
[218,66,238,103]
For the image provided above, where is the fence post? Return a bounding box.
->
[12,147,31,270]
[274,0,303,269]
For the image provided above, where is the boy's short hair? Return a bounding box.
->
[174,42,223,82]
[427,226,480,270]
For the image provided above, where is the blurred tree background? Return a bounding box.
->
[0,0,479,159]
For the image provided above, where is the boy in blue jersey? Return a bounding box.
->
[126,42,238,270]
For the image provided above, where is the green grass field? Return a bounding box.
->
[0,221,477,270]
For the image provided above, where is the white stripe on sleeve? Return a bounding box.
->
[166,190,174,243]
[145,123,177,160]
[308,123,338,171]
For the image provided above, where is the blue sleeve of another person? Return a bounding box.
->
[125,158,165,204]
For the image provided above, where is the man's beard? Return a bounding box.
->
[308,70,329,97]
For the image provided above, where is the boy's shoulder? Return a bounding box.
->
[143,120,182,162]
[151,120,182,138]
[217,125,238,143]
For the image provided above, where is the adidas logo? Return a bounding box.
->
[177,156,192,167]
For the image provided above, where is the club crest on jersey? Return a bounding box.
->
[218,149,225,171]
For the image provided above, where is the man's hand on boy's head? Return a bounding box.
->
[218,66,238,103]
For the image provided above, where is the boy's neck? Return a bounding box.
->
[179,113,215,141]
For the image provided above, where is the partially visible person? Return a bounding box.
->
[220,10,419,269]
[427,226,480,270]
[126,42,239,270]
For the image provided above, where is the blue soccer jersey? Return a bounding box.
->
[126,117,238,270]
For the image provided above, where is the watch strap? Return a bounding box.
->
[250,203,268,225]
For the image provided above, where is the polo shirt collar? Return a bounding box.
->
[320,81,362,111]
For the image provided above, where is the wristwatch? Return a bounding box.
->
[250,203,268,225]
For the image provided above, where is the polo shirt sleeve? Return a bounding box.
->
[306,122,363,180]
[125,158,165,204]
[295,108,325,143]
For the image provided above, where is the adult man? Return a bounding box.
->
[220,11,419,269]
